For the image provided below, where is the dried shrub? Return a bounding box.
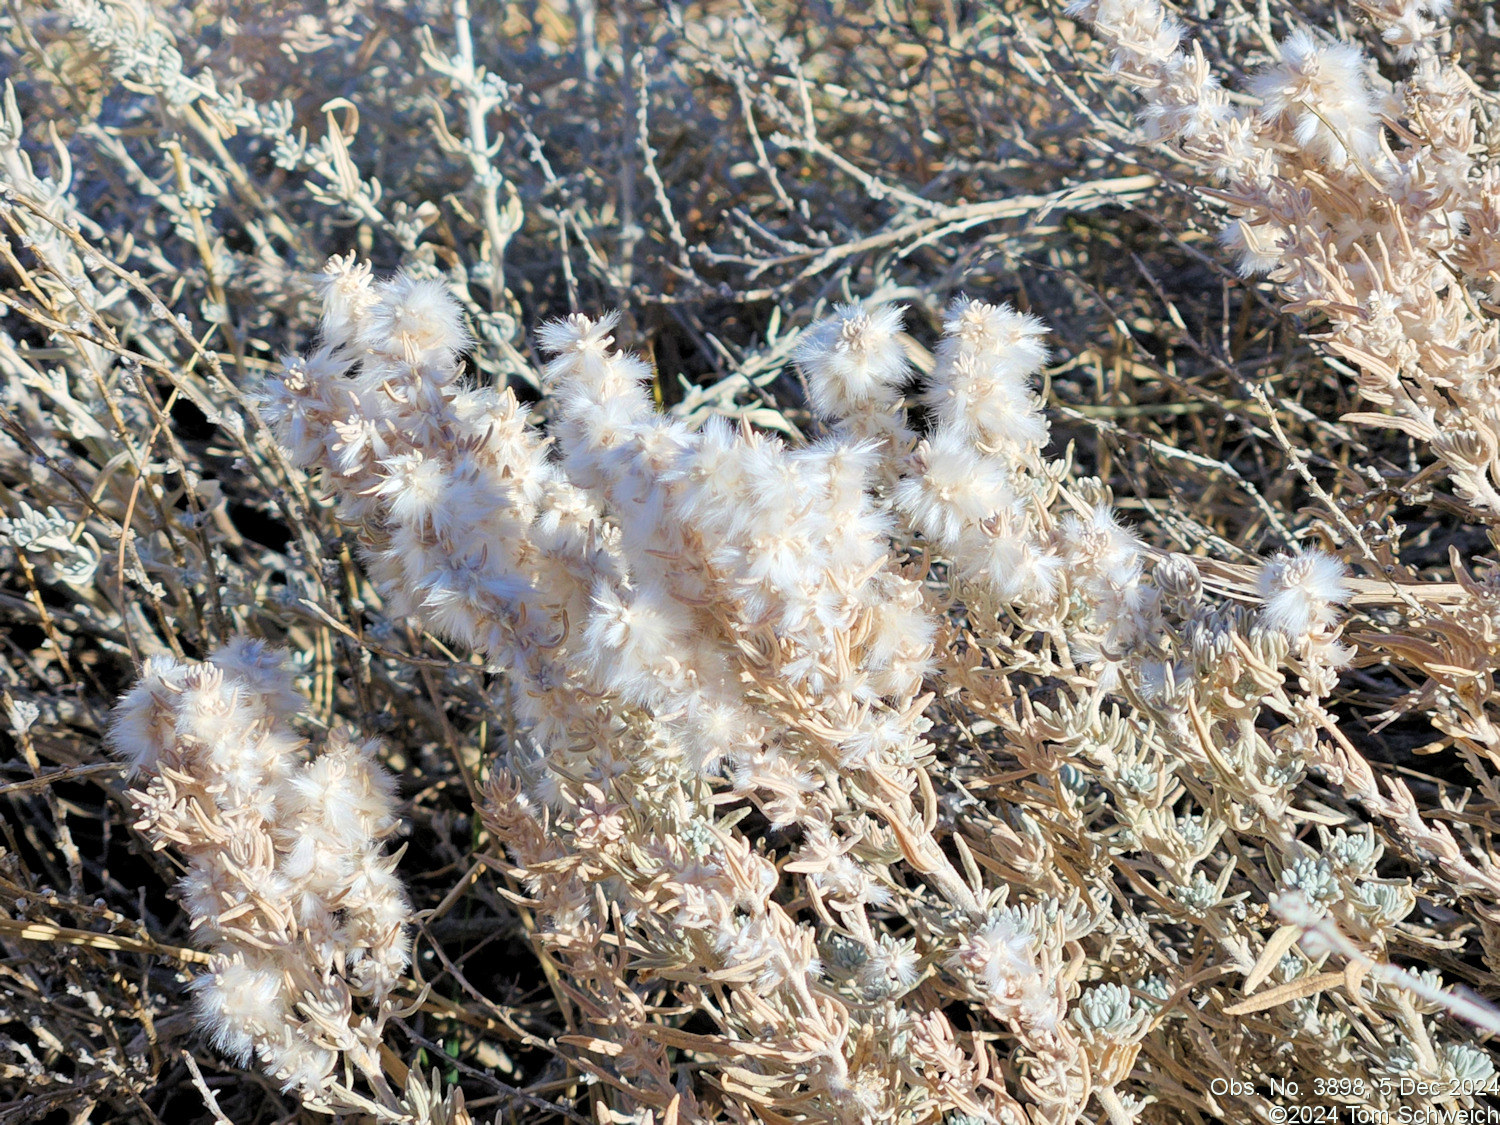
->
[3,0,1500,1122]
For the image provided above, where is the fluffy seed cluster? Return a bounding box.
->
[1257,547,1354,637]
[109,638,411,1111]
[249,262,1430,1125]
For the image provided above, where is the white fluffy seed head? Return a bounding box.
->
[374,451,450,525]
[191,954,287,1063]
[1141,49,1230,141]
[1062,505,1141,574]
[981,538,1065,603]
[894,431,1017,545]
[359,273,470,368]
[108,657,190,774]
[112,641,414,1095]
[536,311,621,359]
[926,298,1050,450]
[583,583,692,704]
[318,253,379,351]
[793,302,911,418]
[538,314,658,424]
[259,1034,339,1094]
[1250,32,1378,166]
[1256,548,1351,636]
[285,737,398,847]
[947,909,1061,1031]
[1219,218,1287,277]
[1088,0,1185,67]
[939,298,1049,372]
[864,934,921,991]
[924,351,1049,450]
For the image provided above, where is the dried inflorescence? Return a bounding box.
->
[1074,0,1500,513]
[109,637,413,1115]
[251,259,1500,1123]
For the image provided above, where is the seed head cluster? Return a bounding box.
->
[109,638,411,1112]
[220,260,1401,1123]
